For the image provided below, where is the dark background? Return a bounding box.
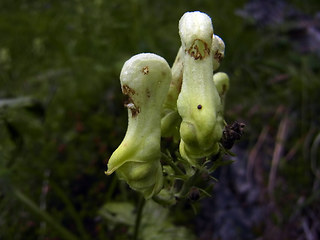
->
[0,0,319,239]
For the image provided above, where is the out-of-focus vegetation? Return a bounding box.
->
[0,0,319,239]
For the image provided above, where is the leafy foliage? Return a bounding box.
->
[100,200,195,240]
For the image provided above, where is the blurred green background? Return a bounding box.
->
[1,0,319,239]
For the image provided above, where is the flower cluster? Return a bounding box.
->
[106,11,231,201]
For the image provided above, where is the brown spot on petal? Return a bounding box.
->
[122,84,136,95]
[130,106,140,117]
[124,96,133,106]
[146,88,151,98]
[188,39,210,60]
[142,66,149,75]
[124,100,140,117]
[214,51,223,63]
[124,96,140,117]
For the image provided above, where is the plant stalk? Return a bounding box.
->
[12,188,79,240]
[161,153,185,176]
[133,195,145,240]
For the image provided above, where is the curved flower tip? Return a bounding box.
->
[179,11,213,51]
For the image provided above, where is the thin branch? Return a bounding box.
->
[133,195,145,240]
[161,153,185,176]
[247,125,269,182]
[268,114,290,198]
[12,188,79,240]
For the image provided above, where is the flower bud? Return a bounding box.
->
[106,53,171,199]
[177,11,223,164]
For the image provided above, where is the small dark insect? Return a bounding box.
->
[221,121,245,149]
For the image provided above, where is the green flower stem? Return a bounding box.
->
[161,153,185,176]
[152,195,175,207]
[133,195,146,240]
[12,188,79,240]
[176,169,200,199]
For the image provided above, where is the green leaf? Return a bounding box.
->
[140,201,196,240]
[99,202,135,226]
[99,200,196,240]
[12,188,79,240]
